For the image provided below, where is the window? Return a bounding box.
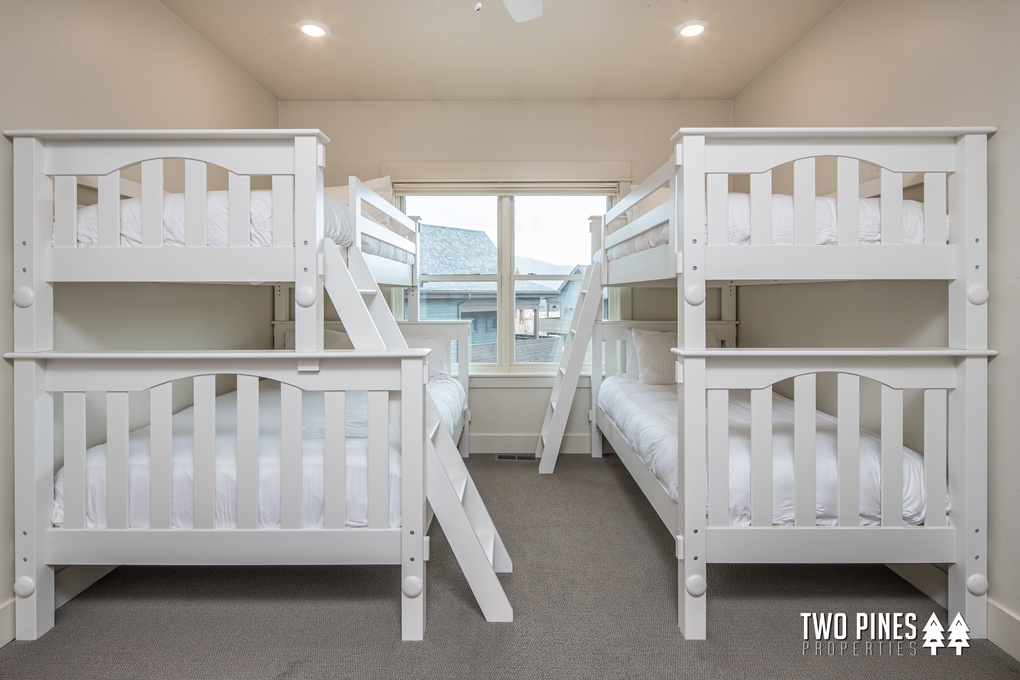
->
[402,192,609,370]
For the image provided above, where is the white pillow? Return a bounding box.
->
[403,335,451,381]
[323,176,393,203]
[625,329,640,379]
[325,329,355,349]
[625,329,720,380]
[283,328,355,350]
[631,328,677,385]
[324,176,394,226]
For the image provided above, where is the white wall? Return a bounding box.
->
[733,0,1020,658]
[280,100,731,453]
[0,0,280,646]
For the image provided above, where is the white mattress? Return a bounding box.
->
[597,375,932,526]
[52,378,467,529]
[605,193,946,261]
[71,190,416,266]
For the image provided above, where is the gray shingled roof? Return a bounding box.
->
[420,223,569,295]
[420,224,496,276]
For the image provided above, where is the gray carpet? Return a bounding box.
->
[1,454,1017,679]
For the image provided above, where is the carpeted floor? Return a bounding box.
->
[1,453,1017,679]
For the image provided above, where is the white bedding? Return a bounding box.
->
[597,375,932,526]
[71,190,416,266]
[605,193,946,261]
[52,378,467,529]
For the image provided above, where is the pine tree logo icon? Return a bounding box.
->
[922,613,945,655]
[947,613,971,655]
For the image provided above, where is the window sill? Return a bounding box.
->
[468,372,592,389]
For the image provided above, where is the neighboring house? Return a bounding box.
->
[409,224,592,362]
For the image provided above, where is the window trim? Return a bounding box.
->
[389,162,628,372]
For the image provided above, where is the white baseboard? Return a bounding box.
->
[0,597,13,649]
[989,600,1020,662]
[888,563,1020,662]
[0,565,116,648]
[469,432,590,455]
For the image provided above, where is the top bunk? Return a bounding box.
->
[596,126,994,286]
[6,129,419,288]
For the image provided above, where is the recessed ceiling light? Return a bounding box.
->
[296,20,330,38]
[675,20,709,38]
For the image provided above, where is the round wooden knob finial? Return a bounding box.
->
[684,284,706,306]
[685,574,707,597]
[13,287,35,308]
[294,286,317,308]
[13,576,36,598]
[967,574,989,596]
[967,284,989,305]
[402,575,424,598]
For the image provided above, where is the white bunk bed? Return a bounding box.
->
[536,127,994,640]
[6,129,511,643]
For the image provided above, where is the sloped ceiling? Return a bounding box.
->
[159,0,845,101]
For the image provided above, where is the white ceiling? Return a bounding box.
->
[158,0,845,102]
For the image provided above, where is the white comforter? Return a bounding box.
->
[72,190,415,265]
[52,378,467,529]
[597,375,931,526]
[606,193,946,261]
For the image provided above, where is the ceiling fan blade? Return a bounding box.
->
[503,0,543,23]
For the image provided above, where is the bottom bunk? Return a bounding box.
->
[51,375,469,530]
[12,351,433,640]
[592,321,990,640]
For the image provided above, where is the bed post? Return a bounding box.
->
[946,131,990,638]
[400,356,428,640]
[12,136,56,639]
[590,216,605,458]
[292,133,325,352]
[676,135,709,639]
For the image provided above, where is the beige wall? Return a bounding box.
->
[281,100,731,184]
[733,0,1020,657]
[280,100,732,453]
[0,0,279,645]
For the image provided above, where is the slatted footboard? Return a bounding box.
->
[674,348,991,639]
[11,350,429,640]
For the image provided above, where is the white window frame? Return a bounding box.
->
[385,161,629,373]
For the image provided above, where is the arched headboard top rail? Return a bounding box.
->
[6,350,427,395]
[673,347,994,393]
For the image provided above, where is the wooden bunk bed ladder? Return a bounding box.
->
[319,240,513,622]
[536,261,603,473]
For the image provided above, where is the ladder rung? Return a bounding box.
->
[451,473,468,502]
[477,530,496,566]
[569,329,576,336]
[428,418,442,442]
[549,399,557,412]
[358,288,378,296]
